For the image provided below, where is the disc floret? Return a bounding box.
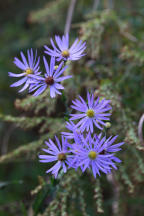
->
[86,109,95,118]
[45,76,54,85]
[25,68,33,75]
[88,151,97,160]
[58,153,66,161]
[62,50,70,58]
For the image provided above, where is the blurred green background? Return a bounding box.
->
[1,0,144,215]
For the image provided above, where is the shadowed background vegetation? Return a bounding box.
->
[0,0,144,215]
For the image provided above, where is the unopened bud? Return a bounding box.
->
[105,122,111,128]
[54,65,59,70]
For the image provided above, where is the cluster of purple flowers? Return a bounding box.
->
[39,91,124,178]
[9,34,86,97]
[9,34,124,179]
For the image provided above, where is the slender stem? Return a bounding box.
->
[107,173,120,215]
[64,0,77,35]
[138,114,144,143]
[108,0,114,9]
[93,0,100,10]
[103,0,113,9]
[1,124,16,155]
[62,91,70,120]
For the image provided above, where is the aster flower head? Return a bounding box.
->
[93,133,124,154]
[70,92,112,133]
[44,34,86,62]
[39,136,72,178]
[61,121,81,140]
[8,49,41,92]
[29,56,72,98]
[71,133,122,178]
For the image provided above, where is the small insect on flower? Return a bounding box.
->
[71,133,123,178]
[44,34,86,62]
[70,92,112,133]
[29,57,72,98]
[39,136,73,178]
[8,49,41,92]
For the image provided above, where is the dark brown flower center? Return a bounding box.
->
[45,76,54,85]
[58,153,66,161]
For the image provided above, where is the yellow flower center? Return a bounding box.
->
[25,68,33,75]
[62,50,70,58]
[86,109,95,118]
[88,151,97,160]
[58,153,66,161]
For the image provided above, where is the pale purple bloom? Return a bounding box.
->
[61,121,80,140]
[93,133,124,154]
[44,34,86,62]
[70,92,112,133]
[29,56,72,98]
[70,133,122,178]
[8,49,41,92]
[39,136,72,178]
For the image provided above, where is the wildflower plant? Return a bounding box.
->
[44,34,86,61]
[8,33,124,180]
[61,120,78,140]
[70,92,112,132]
[70,132,123,178]
[29,56,72,97]
[39,136,72,178]
[8,49,41,92]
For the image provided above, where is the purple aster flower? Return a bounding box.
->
[44,34,86,61]
[8,49,41,92]
[70,92,112,133]
[61,121,81,140]
[70,133,123,178]
[29,56,72,98]
[93,133,124,154]
[39,136,72,178]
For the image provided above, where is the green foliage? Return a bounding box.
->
[29,0,68,24]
